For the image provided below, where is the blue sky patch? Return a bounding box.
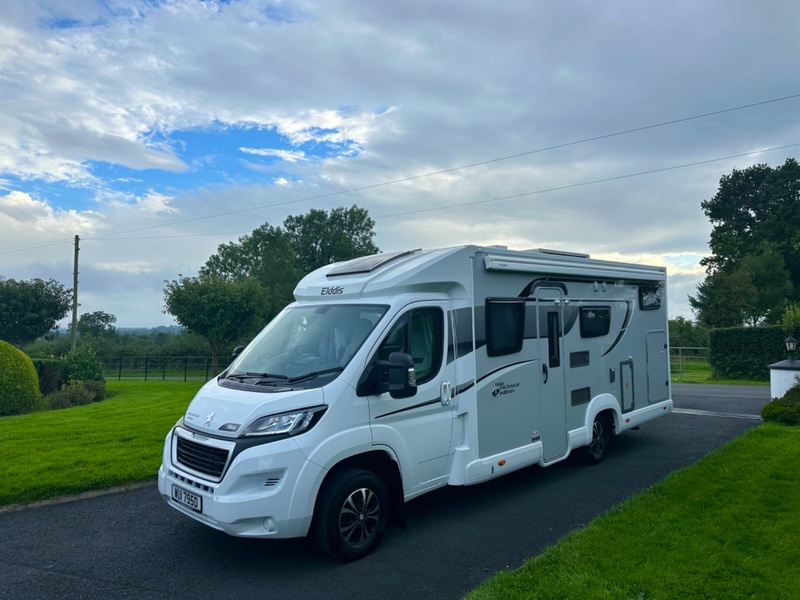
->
[7,122,361,211]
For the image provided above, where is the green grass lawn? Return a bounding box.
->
[466,424,800,600]
[0,380,202,506]
[671,360,769,386]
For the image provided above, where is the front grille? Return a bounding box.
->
[169,470,214,493]
[176,436,229,479]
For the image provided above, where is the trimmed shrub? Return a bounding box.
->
[80,379,106,401]
[762,382,800,426]
[44,380,106,410]
[66,345,104,382]
[33,359,67,395]
[0,340,42,415]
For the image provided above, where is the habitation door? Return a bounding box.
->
[646,330,670,403]
[536,287,568,461]
[367,301,456,495]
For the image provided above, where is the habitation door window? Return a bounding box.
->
[547,312,560,368]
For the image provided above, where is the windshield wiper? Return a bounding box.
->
[287,367,344,384]
[227,371,289,382]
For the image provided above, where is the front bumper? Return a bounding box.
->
[158,428,323,539]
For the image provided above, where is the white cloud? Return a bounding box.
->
[0,190,100,234]
[1,0,800,326]
[240,147,308,163]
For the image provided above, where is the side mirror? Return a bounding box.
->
[232,346,245,359]
[356,352,417,398]
[385,352,417,399]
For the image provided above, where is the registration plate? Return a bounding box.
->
[172,484,202,513]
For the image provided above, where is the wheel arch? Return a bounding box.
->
[312,449,405,531]
[584,393,620,444]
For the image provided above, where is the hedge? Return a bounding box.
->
[708,325,787,380]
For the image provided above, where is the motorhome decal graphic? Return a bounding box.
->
[476,360,536,386]
[373,397,441,420]
[518,278,568,297]
[455,381,474,395]
[320,286,344,295]
[447,307,474,365]
[373,382,471,419]
[601,300,633,357]
[492,381,520,397]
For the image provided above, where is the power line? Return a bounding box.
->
[0,237,75,255]
[2,92,800,254]
[80,92,800,240]
[373,142,800,219]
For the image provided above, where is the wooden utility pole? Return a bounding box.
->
[70,235,79,353]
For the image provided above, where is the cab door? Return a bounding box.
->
[366,301,455,495]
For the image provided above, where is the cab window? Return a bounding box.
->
[378,308,444,384]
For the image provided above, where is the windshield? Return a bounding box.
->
[228,304,387,382]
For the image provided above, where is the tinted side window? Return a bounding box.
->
[486,297,525,357]
[378,308,444,384]
[639,283,663,310]
[580,307,611,338]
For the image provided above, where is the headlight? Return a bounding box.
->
[241,406,326,437]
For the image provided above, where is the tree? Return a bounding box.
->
[668,317,708,348]
[0,277,72,346]
[200,224,299,320]
[699,163,775,275]
[200,206,380,323]
[163,275,268,373]
[779,303,800,337]
[71,311,117,337]
[689,269,756,328]
[693,158,800,328]
[283,205,380,274]
[737,245,792,324]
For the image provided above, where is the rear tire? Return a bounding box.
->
[580,413,612,465]
[313,468,390,561]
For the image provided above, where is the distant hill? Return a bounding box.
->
[116,325,184,335]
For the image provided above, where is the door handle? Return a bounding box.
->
[542,363,548,384]
[440,381,452,406]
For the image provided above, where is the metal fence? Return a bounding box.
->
[101,349,710,383]
[100,356,231,381]
[670,346,710,382]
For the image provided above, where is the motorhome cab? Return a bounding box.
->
[158,245,672,560]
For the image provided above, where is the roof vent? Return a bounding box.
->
[327,249,419,277]
[526,248,590,259]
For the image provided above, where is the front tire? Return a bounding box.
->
[313,468,390,561]
[580,413,612,465]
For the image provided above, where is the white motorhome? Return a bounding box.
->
[158,245,672,560]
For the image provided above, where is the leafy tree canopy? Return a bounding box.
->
[0,277,72,346]
[283,205,380,273]
[693,159,800,327]
[668,317,708,348]
[779,303,800,338]
[163,274,268,373]
[201,205,380,322]
[200,224,299,318]
[690,269,756,328]
[71,310,117,337]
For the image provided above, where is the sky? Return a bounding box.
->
[2,0,800,328]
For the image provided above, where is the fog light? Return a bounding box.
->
[263,518,277,534]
